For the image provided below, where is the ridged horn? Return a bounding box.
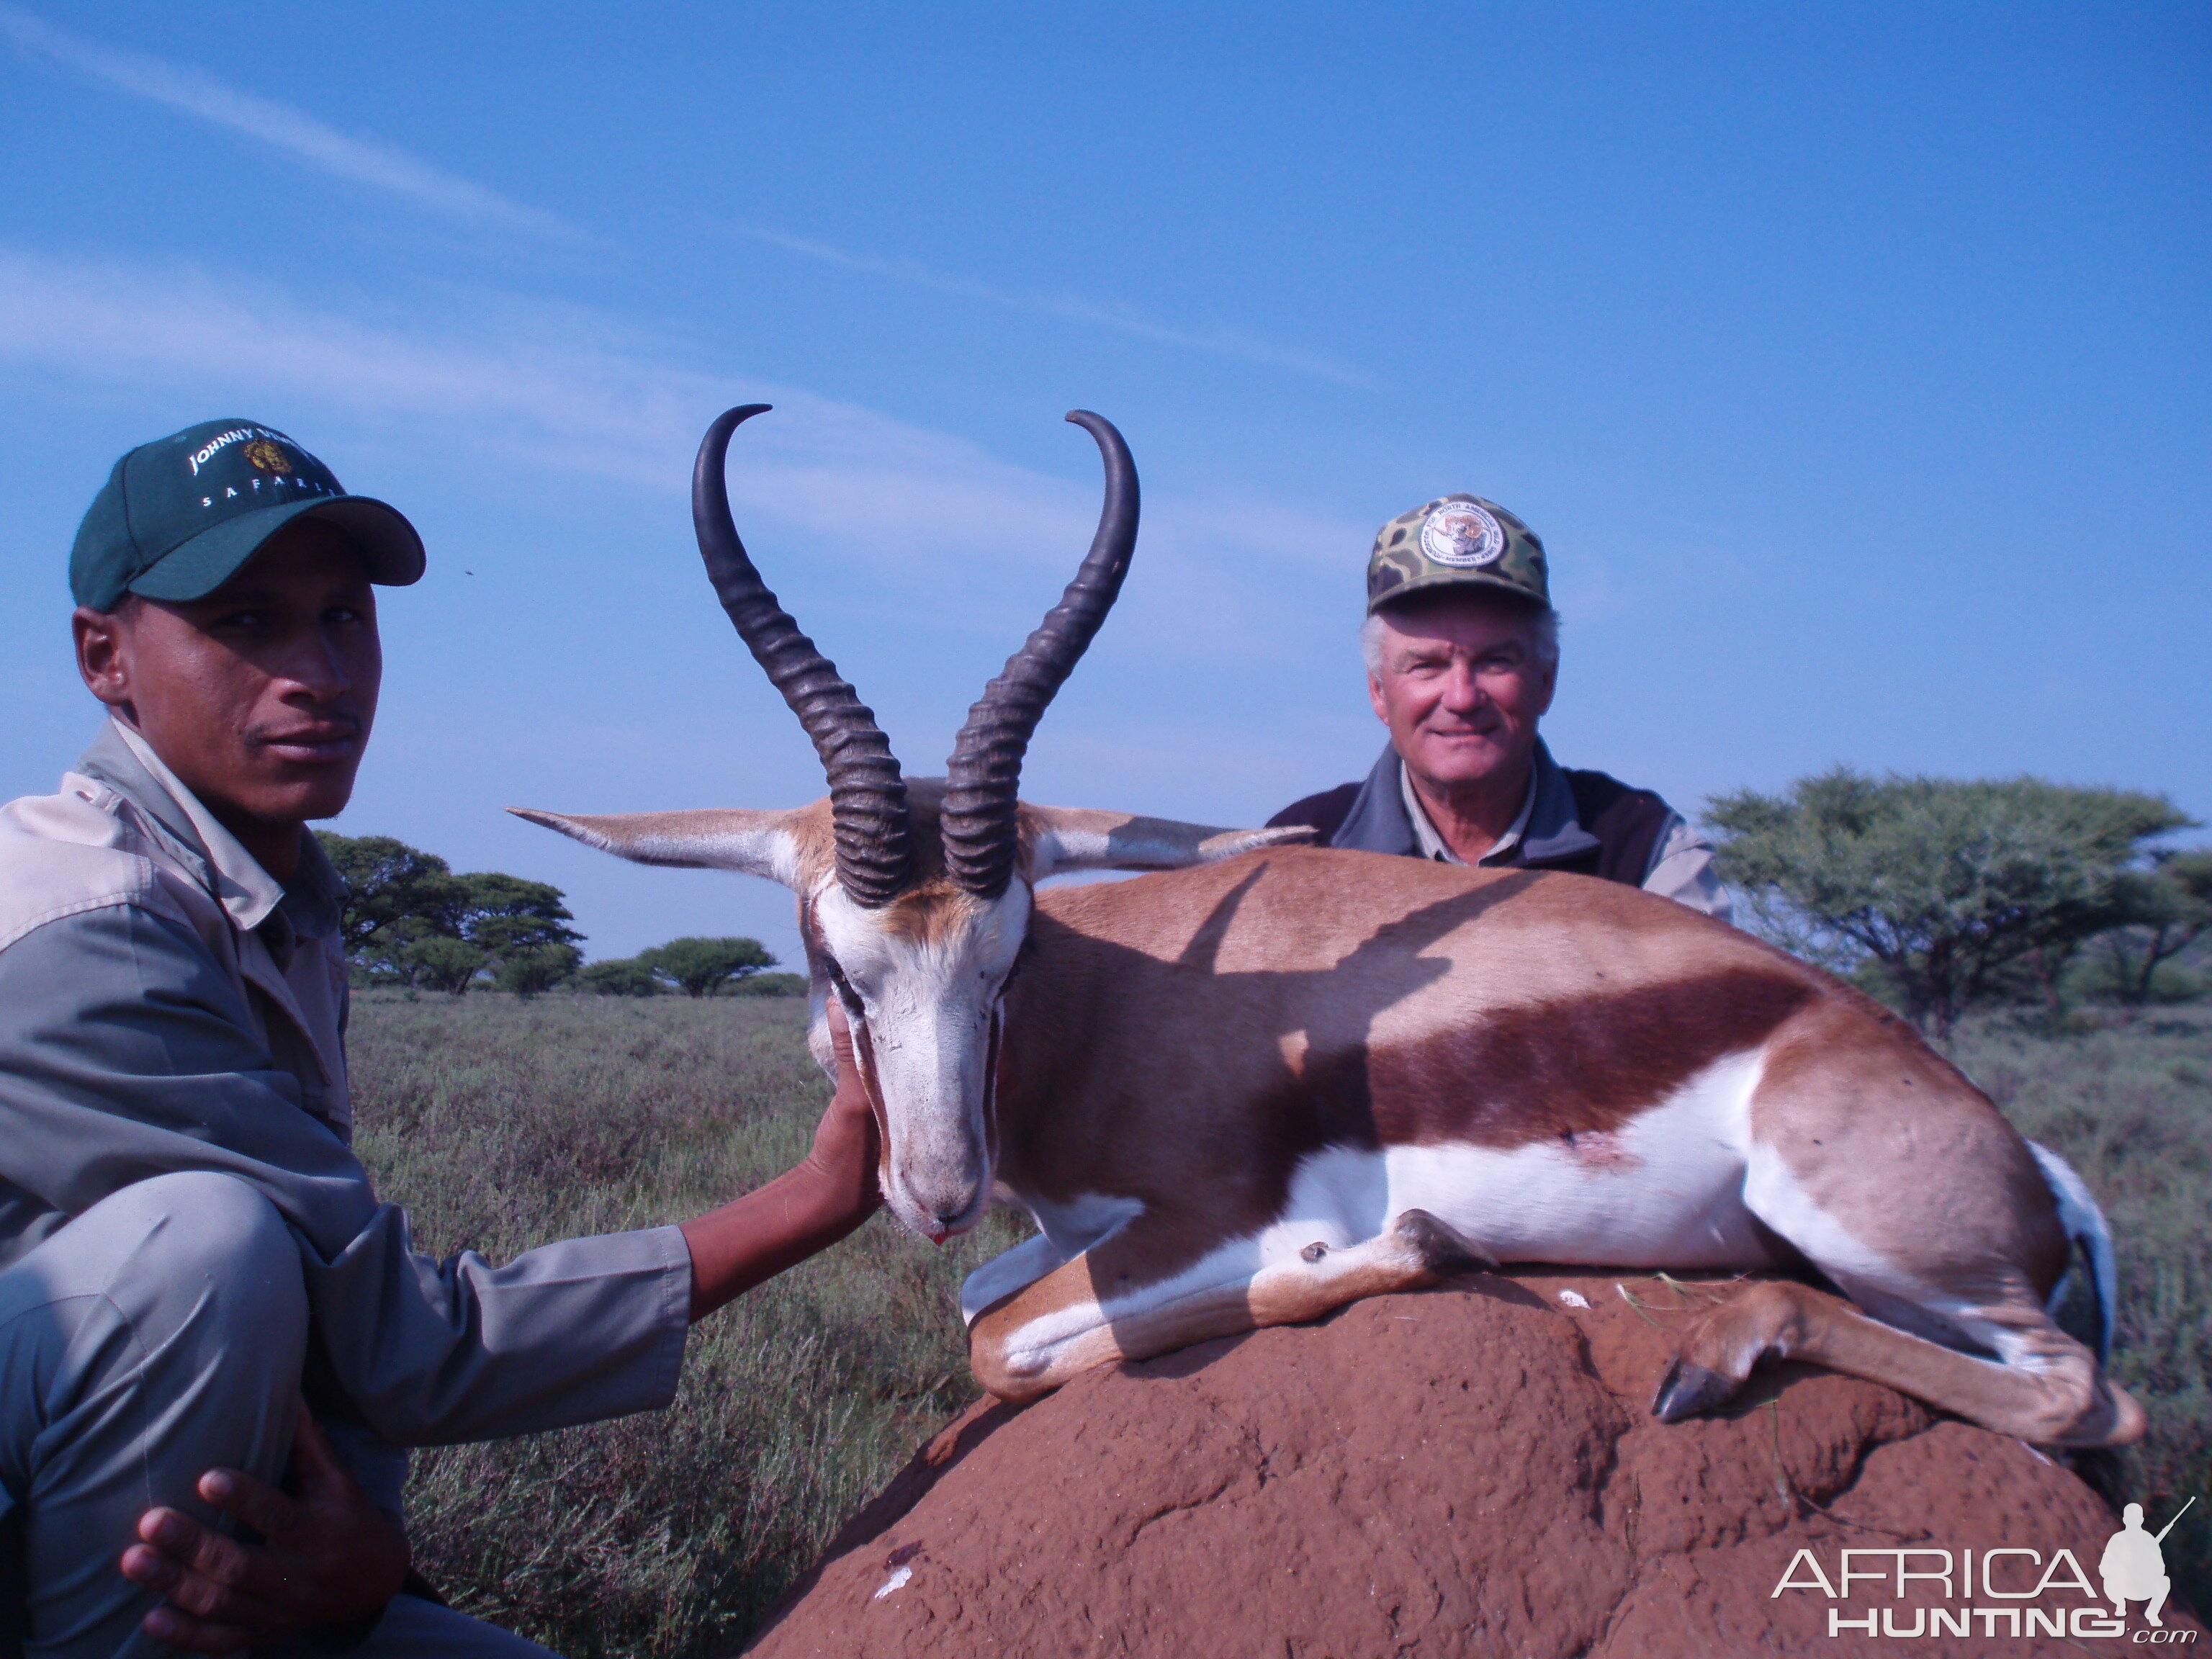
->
[941,410,1138,897]
[693,405,913,907]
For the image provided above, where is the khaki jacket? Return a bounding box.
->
[0,722,691,1507]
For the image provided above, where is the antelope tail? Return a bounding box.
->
[2028,1141,2118,1363]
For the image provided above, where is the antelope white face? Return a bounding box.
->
[812,876,1033,1241]
[517,405,1291,1248]
[509,802,1310,1247]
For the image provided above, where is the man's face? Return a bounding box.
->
[1367,595,1556,796]
[73,519,382,832]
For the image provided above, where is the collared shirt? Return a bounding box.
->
[0,721,693,1516]
[1272,740,1732,922]
[105,720,354,1131]
[1398,757,1536,866]
[1394,753,1728,916]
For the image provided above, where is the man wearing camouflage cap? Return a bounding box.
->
[1269,493,1730,918]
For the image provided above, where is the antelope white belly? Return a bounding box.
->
[971,1048,1778,1364]
[1257,1047,1775,1271]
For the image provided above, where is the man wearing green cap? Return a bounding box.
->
[1269,493,1730,918]
[0,421,884,1654]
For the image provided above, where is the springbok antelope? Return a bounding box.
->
[518,405,2143,1448]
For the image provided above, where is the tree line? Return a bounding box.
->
[314,833,804,999]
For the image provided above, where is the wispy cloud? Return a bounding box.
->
[0,243,1364,660]
[735,224,1373,389]
[0,246,1096,558]
[0,245,1361,559]
[0,4,573,238]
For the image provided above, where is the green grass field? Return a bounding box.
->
[350,992,2211,1655]
[349,993,1017,1655]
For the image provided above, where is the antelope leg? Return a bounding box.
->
[1653,1280,2146,1447]
[968,1207,1485,1404]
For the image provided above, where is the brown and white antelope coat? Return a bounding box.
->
[521,405,2144,1450]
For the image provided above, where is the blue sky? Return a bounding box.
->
[3,3,2205,963]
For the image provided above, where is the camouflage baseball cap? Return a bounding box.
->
[1366,494,1549,615]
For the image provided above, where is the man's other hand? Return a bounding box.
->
[120,1403,408,1653]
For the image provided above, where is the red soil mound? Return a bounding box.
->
[745,1269,2199,1657]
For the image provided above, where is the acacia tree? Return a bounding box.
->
[1706,769,2193,1038]
[464,873,584,994]
[315,833,583,993]
[637,937,776,998]
[2096,849,2212,1007]
[315,833,472,982]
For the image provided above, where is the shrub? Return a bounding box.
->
[2067,954,2210,1008]
[580,958,665,997]
[731,971,808,999]
[495,943,583,999]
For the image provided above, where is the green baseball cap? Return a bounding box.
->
[1366,493,1550,615]
[70,419,426,611]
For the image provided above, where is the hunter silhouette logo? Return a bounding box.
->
[2104,1498,2193,1629]
[243,439,293,475]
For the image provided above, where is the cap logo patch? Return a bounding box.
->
[243,439,292,475]
[1419,500,1506,568]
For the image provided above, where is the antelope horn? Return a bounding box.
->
[693,405,914,907]
[941,410,1138,897]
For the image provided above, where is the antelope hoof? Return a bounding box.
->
[1651,1355,1739,1422]
[2056,1378,2151,1449]
[1392,1208,1493,1277]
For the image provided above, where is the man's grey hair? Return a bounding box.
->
[1362,598,1561,677]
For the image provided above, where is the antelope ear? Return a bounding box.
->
[1021,805,1316,879]
[508,807,808,889]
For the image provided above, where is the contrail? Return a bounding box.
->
[0,4,575,238]
[735,223,1372,389]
